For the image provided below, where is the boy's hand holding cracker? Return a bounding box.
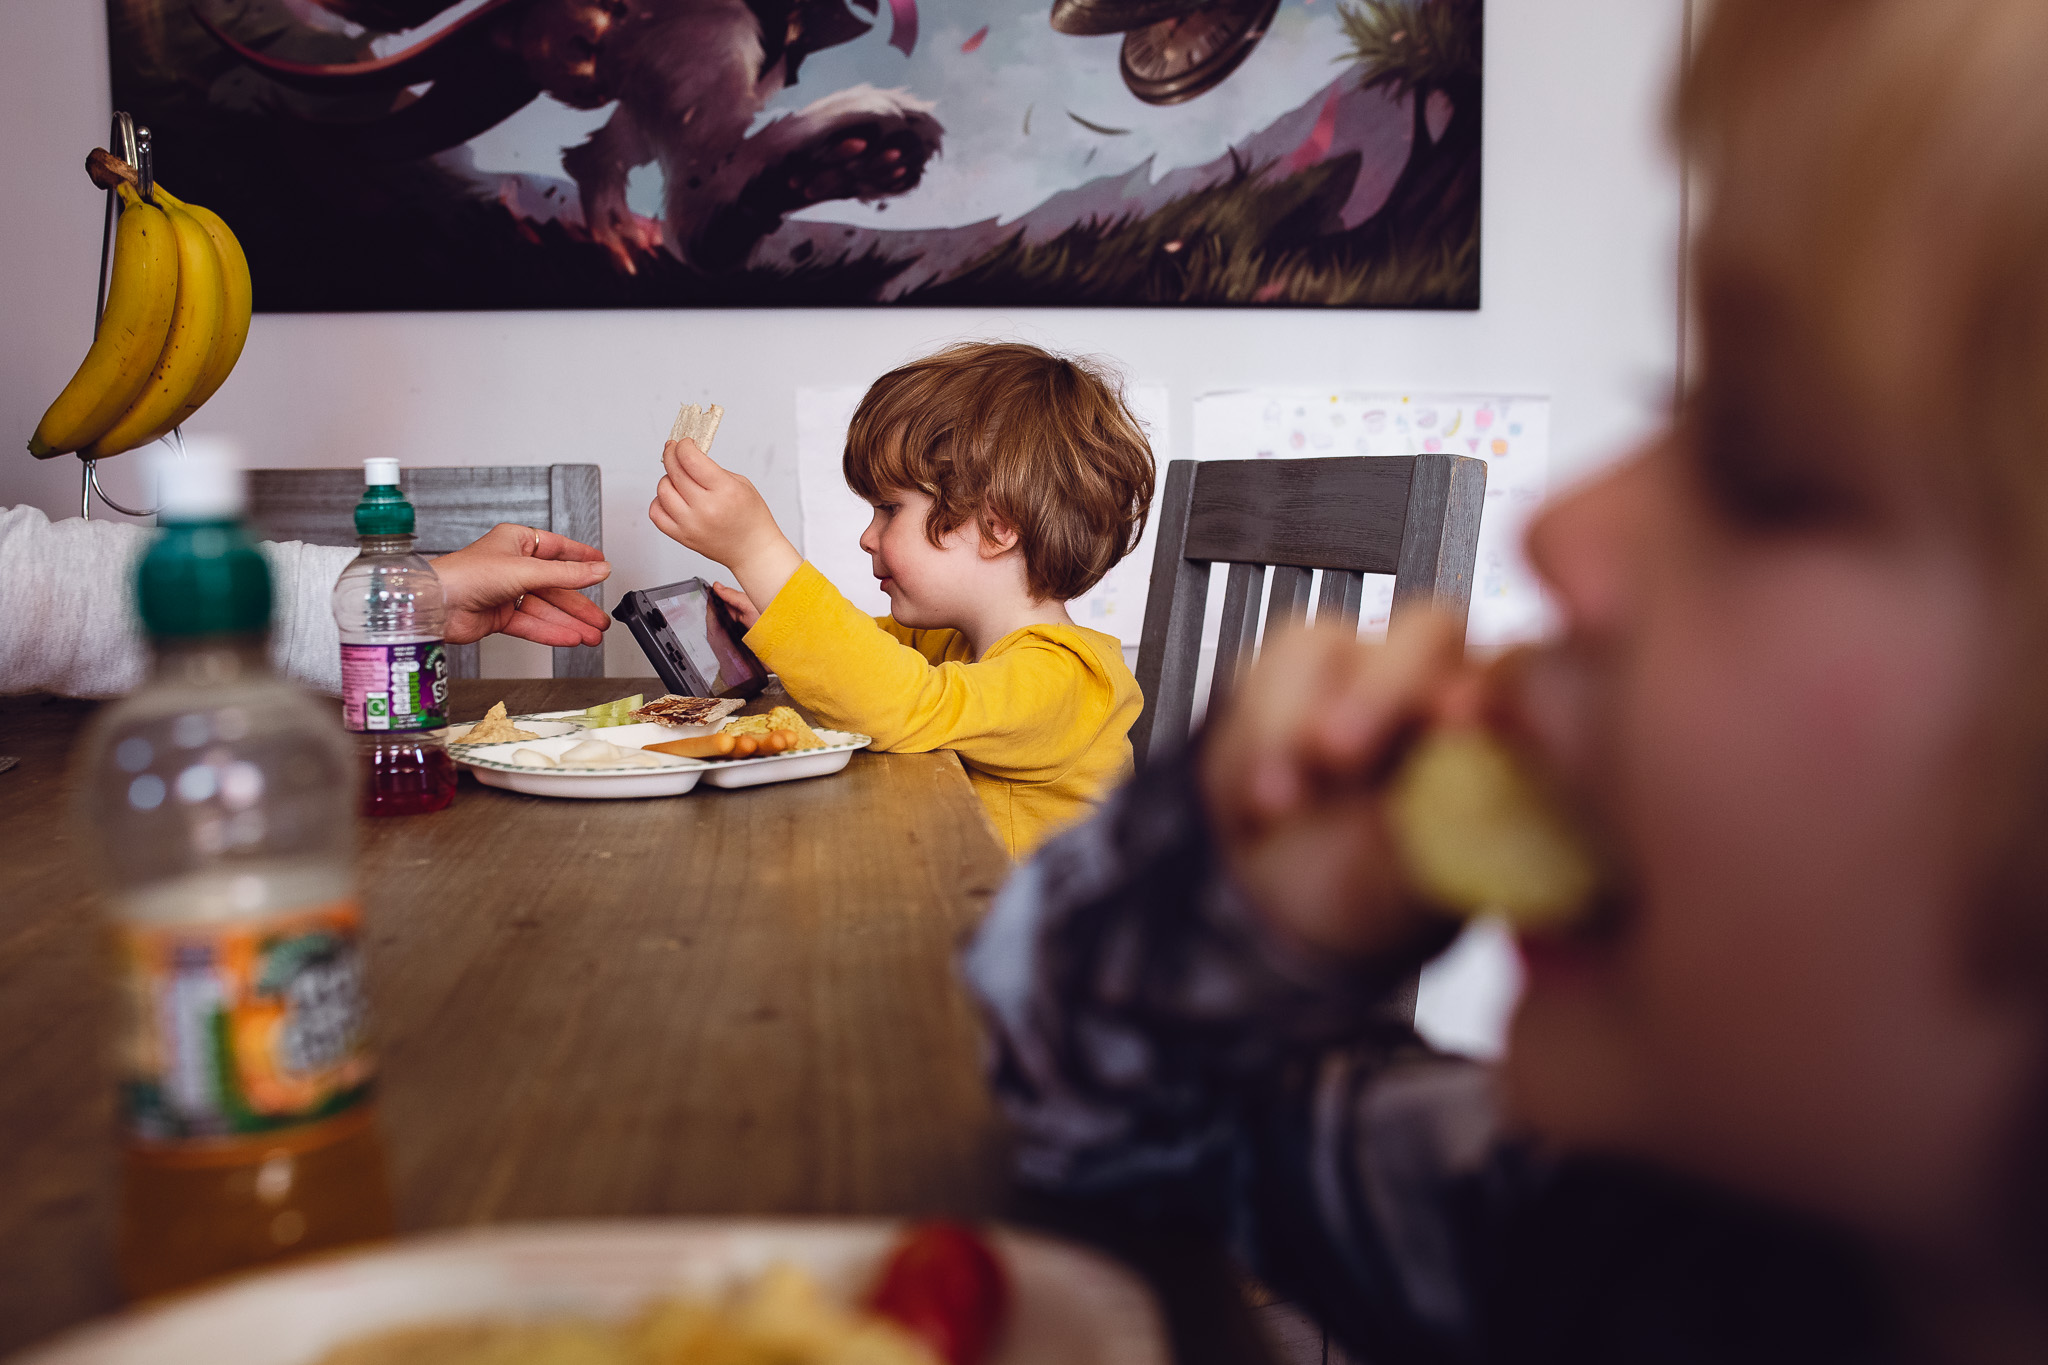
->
[648,437,802,617]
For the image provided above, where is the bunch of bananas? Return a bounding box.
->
[28,151,252,460]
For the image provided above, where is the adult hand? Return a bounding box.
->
[432,523,613,647]
[1201,612,1466,961]
[648,439,802,609]
[712,581,761,629]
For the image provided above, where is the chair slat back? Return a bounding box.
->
[1131,454,1487,766]
[247,465,605,680]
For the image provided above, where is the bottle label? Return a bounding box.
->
[341,641,447,733]
[117,900,376,1145]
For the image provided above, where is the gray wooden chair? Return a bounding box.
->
[247,464,605,679]
[1132,454,1488,766]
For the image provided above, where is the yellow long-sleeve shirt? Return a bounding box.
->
[744,562,1142,857]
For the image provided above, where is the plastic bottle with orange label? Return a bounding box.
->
[74,442,394,1299]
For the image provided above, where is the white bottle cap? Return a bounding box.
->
[151,438,246,522]
[363,458,401,487]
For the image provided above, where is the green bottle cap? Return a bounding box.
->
[137,442,270,636]
[137,521,272,637]
[354,458,414,536]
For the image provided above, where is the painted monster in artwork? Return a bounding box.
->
[109,0,1483,309]
[194,0,942,270]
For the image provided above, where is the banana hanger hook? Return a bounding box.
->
[81,111,163,521]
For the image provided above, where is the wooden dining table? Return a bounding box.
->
[0,679,1281,1365]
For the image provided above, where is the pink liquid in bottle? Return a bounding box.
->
[360,736,456,816]
[334,461,457,818]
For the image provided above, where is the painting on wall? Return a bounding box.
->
[106,0,1481,311]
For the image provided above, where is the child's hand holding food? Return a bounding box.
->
[1202,614,1464,960]
[648,437,802,611]
[1204,610,1607,960]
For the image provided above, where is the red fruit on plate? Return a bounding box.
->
[867,1221,1010,1365]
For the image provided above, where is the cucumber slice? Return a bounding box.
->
[582,694,645,727]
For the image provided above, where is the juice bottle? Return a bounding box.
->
[332,459,455,815]
[74,442,395,1299]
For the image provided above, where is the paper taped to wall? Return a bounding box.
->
[1191,391,1552,647]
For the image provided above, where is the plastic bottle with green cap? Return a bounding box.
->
[332,458,456,815]
[74,439,395,1299]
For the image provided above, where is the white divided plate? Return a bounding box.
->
[13,1219,1171,1365]
[442,715,584,746]
[454,723,706,800]
[697,729,871,788]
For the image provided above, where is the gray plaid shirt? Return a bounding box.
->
[963,744,1897,1365]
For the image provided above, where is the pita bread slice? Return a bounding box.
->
[631,694,746,729]
[667,401,724,453]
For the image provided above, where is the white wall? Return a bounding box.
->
[1,0,1686,677]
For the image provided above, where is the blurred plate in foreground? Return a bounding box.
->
[16,1220,1169,1365]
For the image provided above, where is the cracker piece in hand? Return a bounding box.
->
[667,401,724,453]
[1385,728,1602,930]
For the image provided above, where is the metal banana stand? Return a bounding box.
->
[80,110,172,521]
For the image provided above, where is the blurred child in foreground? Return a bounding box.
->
[648,343,1154,856]
[964,2,2048,1360]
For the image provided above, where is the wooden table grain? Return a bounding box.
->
[0,679,1014,1355]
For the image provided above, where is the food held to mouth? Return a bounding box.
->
[1384,728,1604,931]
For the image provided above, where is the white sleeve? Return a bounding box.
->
[0,505,353,698]
[260,538,354,695]
[0,504,152,697]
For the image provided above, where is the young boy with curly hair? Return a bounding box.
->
[648,342,1155,856]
